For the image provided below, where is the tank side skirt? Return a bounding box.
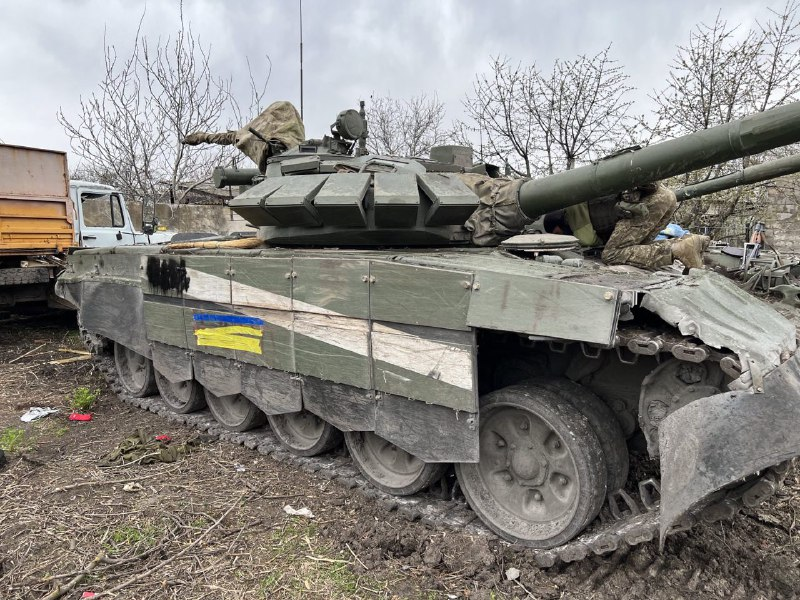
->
[63,280,151,357]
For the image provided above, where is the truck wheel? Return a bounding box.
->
[114,342,157,397]
[154,370,206,414]
[529,377,629,492]
[455,382,607,549]
[267,411,342,456]
[345,431,447,496]
[204,390,265,432]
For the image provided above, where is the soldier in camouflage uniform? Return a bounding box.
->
[544,183,709,270]
[182,101,305,171]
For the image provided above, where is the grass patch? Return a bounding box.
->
[0,427,28,453]
[104,522,163,556]
[70,386,99,412]
[255,517,391,599]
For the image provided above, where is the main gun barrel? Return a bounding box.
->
[674,153,800,201]
[213,167,261,188]
[518,102,800,218]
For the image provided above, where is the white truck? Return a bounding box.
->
[70,179,172,248]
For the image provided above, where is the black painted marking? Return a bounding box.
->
[145,256,190,295]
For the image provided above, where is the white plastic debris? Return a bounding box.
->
[283,505,314,518]
[20,407,59,422]
[234,463,246,473]
[122,482,143,493]
[505,567,521,581]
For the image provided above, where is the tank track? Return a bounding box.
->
[95,354,789,568]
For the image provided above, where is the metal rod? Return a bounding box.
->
[299,0,304,121]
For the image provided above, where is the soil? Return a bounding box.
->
[1,313,798,599]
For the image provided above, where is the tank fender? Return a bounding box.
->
[640,270,796,377]
[192,353,242,397]
[65,280,150,357]
[240,364,302,415]
[151,342,193,384]
[375,393,479,463]
[659,350,800,543]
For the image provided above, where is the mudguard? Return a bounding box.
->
[658,351,800,543]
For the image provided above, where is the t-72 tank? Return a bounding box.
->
[57,100,800,561]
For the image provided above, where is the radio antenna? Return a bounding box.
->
[299,0,304,120]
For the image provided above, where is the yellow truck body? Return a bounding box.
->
[0,144,74,256]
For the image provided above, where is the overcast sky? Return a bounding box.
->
[0,0,782,168]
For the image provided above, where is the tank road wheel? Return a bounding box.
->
[154,370,206,414]
[534,378,629,492]
[455,383,607,549]
[267,411,343,457]
[204,390,266,432]
[345,431,447,496]
[113,342,157,397]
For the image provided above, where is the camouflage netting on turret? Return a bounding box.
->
[183,101,306,168]
[459,174,530,246]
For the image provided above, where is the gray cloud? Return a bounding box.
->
[0,0,772,168]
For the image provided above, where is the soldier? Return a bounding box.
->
[543,183,710,270]
[182,100,305,171]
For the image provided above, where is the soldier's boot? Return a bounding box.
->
[671,234,710,269]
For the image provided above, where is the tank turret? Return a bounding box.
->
[223,101,800,246]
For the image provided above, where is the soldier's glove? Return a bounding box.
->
[616,201,649,220]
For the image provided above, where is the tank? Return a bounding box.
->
[56,100,800,563]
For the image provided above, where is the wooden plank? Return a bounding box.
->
[230,257,292,310]
[241,363,302,415]
[375,393,479,463]
[144,300,188,349]
[302,377,376,432]
[370,261,472,330]
[466,270,619,346]
[371,322,477,412]
[293,313,371,389]
[293,257,369,318]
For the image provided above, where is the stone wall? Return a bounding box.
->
[126,200,251,236]
[763,179,800,253]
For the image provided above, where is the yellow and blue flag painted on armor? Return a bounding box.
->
[193,313,264,354]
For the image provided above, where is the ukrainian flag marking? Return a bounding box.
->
[193,313,264,354]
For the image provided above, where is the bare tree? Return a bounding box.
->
[460,47,635,177]
[460,58,539,176]
[654,2,800,232]
[58,7,269,205]
[366,93,447,157]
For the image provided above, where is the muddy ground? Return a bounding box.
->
[0,314,798,599]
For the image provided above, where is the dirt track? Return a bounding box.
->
[1,314,798,599]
